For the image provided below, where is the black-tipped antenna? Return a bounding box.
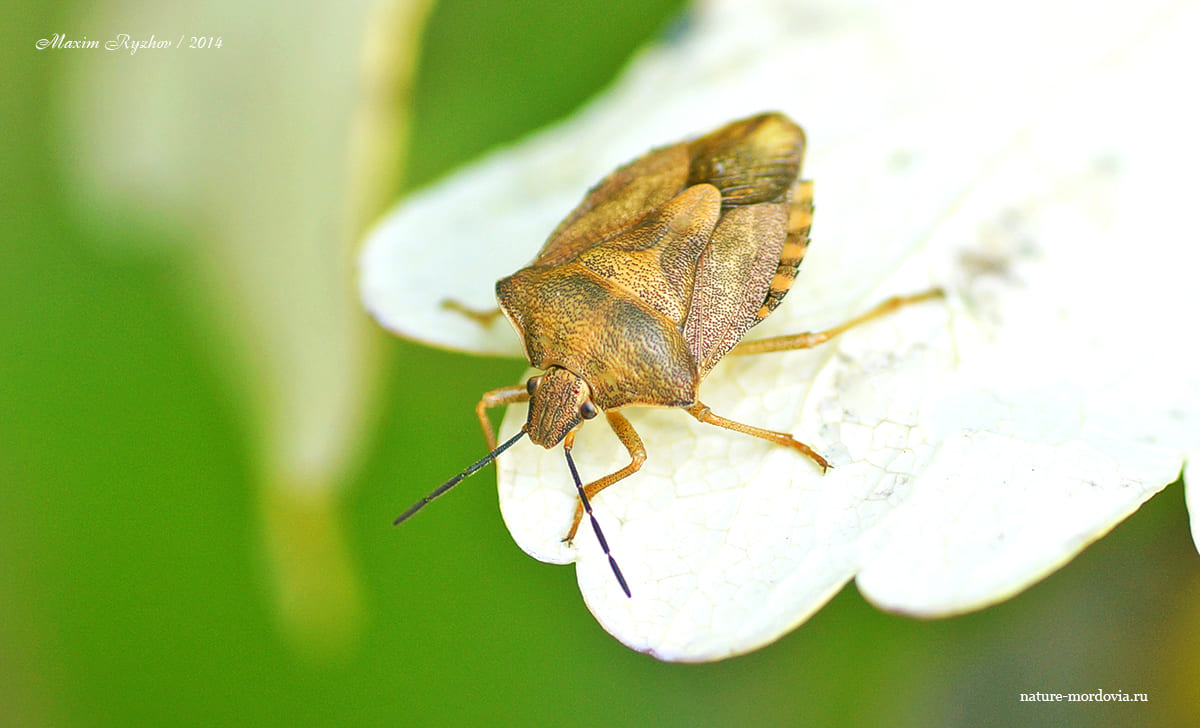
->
[563,448,632,598]
[394,430,526,526]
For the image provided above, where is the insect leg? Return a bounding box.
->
[475,385,529,451]
[441,299,504,326]
[564,411,646,544]
[685,402,829,472]
[564,447,632,598]
[730,288,944,355]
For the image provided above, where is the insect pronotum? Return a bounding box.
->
[394,113,943,597]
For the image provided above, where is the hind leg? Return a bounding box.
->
[731,288,944,355]
[685,402,829,472]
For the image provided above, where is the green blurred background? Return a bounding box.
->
[3,1,1198,726]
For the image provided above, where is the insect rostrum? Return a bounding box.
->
[395,112,942,597]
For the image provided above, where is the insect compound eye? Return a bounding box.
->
[579,401,598,420]
[526,376,541,395]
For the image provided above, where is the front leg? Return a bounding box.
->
[475,385,529,451]
[564,410,647,544]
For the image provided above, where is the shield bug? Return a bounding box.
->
[394,112,942,597]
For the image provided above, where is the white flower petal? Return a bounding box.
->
[361,0,1200,661]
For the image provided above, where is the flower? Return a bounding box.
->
[360,0,1200,661]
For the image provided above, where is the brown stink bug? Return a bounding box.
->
[394,112,942,597]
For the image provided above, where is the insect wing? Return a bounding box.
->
[680,113,810,373]
[684,201,789,374]
[533,112,805,269]
[685,113,805,207]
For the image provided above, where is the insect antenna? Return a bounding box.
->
[394,429,526,526]
[563,447,632,598]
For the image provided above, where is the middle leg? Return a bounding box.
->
[685,401,829,472]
